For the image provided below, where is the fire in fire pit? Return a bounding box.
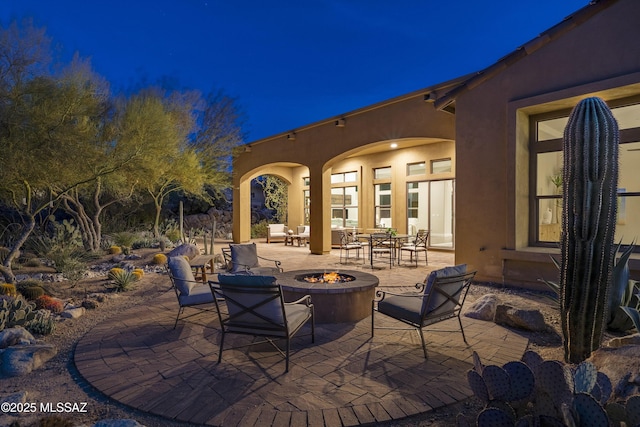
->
[297,272,356,284]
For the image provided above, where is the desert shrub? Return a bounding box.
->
[132,235,156,249]
[152,253,168,265]
[35,295,64,313]
[251,220,269,239]
[107,268,137,292]
[23,257,43,267]
[160,219,181,243]
[0,283,17,297]
[111,232,137,254]
[108,245,122,255]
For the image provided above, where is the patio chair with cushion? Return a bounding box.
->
[209,274,315,372]
[221,243,283,275]
[371,264,476,358]
[166,256,217,329]
[267,224,288,244]
[399,229,429,267]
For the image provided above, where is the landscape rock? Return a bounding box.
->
[605,333,640,348]
[0,327,36,349]
[464,294,499,321]
[1,344,58,377]
[92,419,146,427]
[61,307,86,319]
[590,345,640,399]
[494,304,547,331]
[0,391,28,405]
[167,243,199,260]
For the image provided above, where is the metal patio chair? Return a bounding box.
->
[210,274,314,372]
[372,264,476,358]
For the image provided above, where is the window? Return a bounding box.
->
[407,180,455,248]
[374,167,392,179]
[331,171,357,184]
[331,186,358,228]
[531,98,640,246]
[374,183,392,228]
[407,162,426,176]
[431,158,451,174]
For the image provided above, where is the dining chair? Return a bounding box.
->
[369,232,394,269]
[338,230,363,264]
[399,229,429,267]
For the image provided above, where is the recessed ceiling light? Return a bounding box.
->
[390,143,398,149]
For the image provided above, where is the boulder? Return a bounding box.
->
[167,243,199,260]
[590,344,640,399]
[1,344,57,377]
[464,294,499,321]
[61,307,86,319]
[494,304,547,332]
[0,327,36,349]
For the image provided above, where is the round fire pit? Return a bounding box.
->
[275,270,379,323]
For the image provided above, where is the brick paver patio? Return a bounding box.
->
[74,242,529,426]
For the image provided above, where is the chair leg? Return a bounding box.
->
[418,328,428,359]
[174,307,184,329]
[217,332,225,364]
[458,316,467,344]
[371,302,375,337]
[285,337,290,372]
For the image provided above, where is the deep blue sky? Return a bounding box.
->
[2,1,589,142]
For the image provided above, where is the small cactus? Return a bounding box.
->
[152,253,168,265]
[21,286,45,300]
[132,268,144,280]
[0,283,17,297]
[108,246,122,255]
[35,295,64,314]
[27,309,56,335]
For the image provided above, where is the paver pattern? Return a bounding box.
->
[75,243,529,426]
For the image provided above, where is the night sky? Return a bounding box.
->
[1,0,589,142]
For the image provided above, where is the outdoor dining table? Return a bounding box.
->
[355,233,411,268]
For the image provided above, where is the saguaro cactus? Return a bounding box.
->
[561,97,619,363]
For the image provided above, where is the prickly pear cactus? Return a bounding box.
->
[561,97,619,364]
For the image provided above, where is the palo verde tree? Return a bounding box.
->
[141,88,244,238]
[0,21,112,283]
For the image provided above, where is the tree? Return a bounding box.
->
[0,24,111,283]
[257,175,288,224]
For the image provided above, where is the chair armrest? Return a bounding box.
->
[285,294,313,307]
[257,255,283,272]
[375,288,425,302]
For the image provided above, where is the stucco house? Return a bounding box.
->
[232,0,640,289]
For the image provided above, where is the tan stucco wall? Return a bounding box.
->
[454,0,640,287]
[233,93,456,254]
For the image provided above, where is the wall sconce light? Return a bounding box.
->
[335,118,346,127]
[424,93,437,103]
[244,145,252,153]
[287,132,296,141]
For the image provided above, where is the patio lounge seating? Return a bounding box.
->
[210,274,314,372]
[296,225,310,240]
[167,256,217,329]
[221,242,283,274]
[371,264,476,358]
[267,224,287,243]
[399,229,429,267]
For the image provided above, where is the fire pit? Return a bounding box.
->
[299,272,355,284]
[275,270,378,323]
